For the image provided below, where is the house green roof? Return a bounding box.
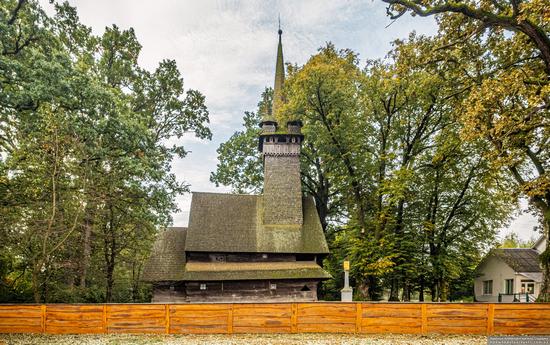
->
[142,227,187,282]
[182,262,331,281]
[185,192,329,254]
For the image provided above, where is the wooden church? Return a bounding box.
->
[142,29,330,302]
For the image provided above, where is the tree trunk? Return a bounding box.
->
[105,261,114,302]
[389,278,400,301]
[79,206,93,288]
[131,258,142,302]
[367,275,381,301]
[357,281,369,301]
[440,279,449,302]
[419,275,425,302]
[103,202,117,303]
[32,264,41,303]
[402,280,410,302]
[538,218,550,302]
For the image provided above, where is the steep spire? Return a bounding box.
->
[271,24,285,120]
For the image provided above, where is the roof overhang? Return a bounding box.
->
[182,261,332,281]
[518,272,543,283]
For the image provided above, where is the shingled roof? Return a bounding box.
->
[142,227,186,282]
[185,192,329,254]
[491,248,541,272]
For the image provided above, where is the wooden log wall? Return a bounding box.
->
[1,303,549,335]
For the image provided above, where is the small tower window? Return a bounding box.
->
[211,254,226,262]
[301,285,311,292]
[262,254,268,259]
[200,283,207,290]
[270,283,277,290]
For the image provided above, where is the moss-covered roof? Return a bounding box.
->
[142,227,187,282]
[184,192,329,254]
[182,262,331,281]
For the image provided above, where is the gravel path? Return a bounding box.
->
[0,333,486,345]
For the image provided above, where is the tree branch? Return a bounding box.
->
[7,0,26,25]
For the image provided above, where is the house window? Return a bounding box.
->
[483,280,493,295]
[521,280,535,294]
[505,279,513,294]
[199,283,207,290]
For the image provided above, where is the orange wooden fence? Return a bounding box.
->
[1,303,549,335]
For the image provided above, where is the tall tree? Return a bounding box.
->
[384,0,550,301]
[0,0,211,302]
[213,42,514,301]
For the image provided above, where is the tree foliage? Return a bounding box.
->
[0,0,210,302]
[384,0,550,301]
[212,42,514,301]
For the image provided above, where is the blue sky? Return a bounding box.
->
[40,0,539,241]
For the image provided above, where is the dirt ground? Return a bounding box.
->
[0,333,487,345]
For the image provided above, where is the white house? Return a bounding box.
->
[474,236,546,303]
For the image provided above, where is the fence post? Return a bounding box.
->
[102,305,107,333]
[487,304,494,335]
[165,304,170,334]
[227,304,233,334]
[421,304,427,335]
[355,303,362,333]
[291,303,298,333]
[41,305,46,334]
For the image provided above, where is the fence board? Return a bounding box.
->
[107,305,165,334]
[363,307,421,318]
[360,304,421,334]
[493,304,550,335]
[362,317,421,327]
[0,303,549,335]
[169,304,229,334]
[426,305,487,318]
[426,304,487,335]
[0,305,42,334]
[296,303,355,333]
[493,304,550,310]
[361,325,422,334]
[427,326,488,335]
[233,304,291,333]
[45,305,103,334]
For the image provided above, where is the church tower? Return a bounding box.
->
[143,27,330,303]
[259,28,304,226]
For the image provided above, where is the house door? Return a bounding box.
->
[521,280,535,294]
